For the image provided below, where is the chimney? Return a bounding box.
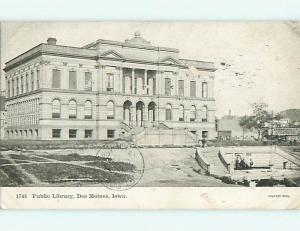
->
[47,37,57,45]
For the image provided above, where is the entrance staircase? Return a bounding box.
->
[119,121,197,146]
[203,150,228,175]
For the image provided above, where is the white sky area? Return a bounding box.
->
[1,22,300,118]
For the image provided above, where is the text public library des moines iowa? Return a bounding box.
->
[3,32,216,145]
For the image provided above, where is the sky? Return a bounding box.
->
[1,22,300,118]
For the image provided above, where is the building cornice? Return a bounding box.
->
[4,44,216,73]
[82,39,179,53]
[6,88,216,103]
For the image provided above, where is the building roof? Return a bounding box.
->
[4,32,216,72]
[0,96,5,111]
[279,109,300,122]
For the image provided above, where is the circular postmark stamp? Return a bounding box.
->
[94,140,144,191]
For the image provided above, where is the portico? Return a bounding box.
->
[122,68,157,95]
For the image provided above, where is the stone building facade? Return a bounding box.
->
[3,32,217,142]
[0,94,6,140]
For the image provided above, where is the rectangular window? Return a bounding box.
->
[178,80,184,97]
[190,81,196,97]
[69,71,77,89]
[52,69,61,88]
[106,102,114,119]
[12,80,14,96]
[21,76,24,94]
[84,72,92,91]
[106,73,114,92]
[8,81,10,97]
[166,109,172,121]
[107,129,115,139]
[165,78,171,96]
[31,72,34,91]
[26,74,29,92]
[69,129,77,138]
[84,129,93,138]
[202,131,208,139]
[52,129,61,138]
[37,70,40,89]
[16,78,19,95]
[202,82,208,98]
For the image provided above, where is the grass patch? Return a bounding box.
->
[9,154,46,162]
[39,153,111,162]
[0,158,11,165]
[0,169,16,186]
[86,161,136,172]
[0,165,32,186]
[14,160,30,164]
[21,163,132,184]
[0,154,11,165]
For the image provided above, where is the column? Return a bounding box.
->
[155,71,159,95]
[101,65,105,92]
[131,68,135,94]
[131,105,136,126]
[209,76,214,98]
[95,64,101,92]
[144,69,147,95]
[160,71,164,95]
[10,77,13,97]
[143,105,148,124]
[174,72,178,96]
[119,67,123,93]
[148,77,153,95]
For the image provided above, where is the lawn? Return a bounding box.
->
[86,161,136,172]
[9,154,47,162]
[0,157,11,165]
[0,152,137,186]
[37,153,111,162]
[0,165,32,186]
[0,169,16,186]
[21,163,133,184]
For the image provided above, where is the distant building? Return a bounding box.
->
[267,127,300,142]
[217,117,258,141]
[0,94,6,139]
[3,33,217,143]
[279,109,300,127]
[261,109,300,143]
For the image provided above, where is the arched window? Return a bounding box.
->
[202,106,208,122]
[179,105,184,121]
[165,104,172,121]
[69,100,77,119]
[190,105,196,122]
[52,99,61,118]
[84,101,92,119]
[107,101,115,119]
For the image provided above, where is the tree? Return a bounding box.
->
[239,102,273,140]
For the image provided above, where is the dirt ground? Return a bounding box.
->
[136,148,228,186]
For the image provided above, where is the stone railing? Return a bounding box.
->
[195,147,211,174]
[218,147,233,173]
[120,122,132,132]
